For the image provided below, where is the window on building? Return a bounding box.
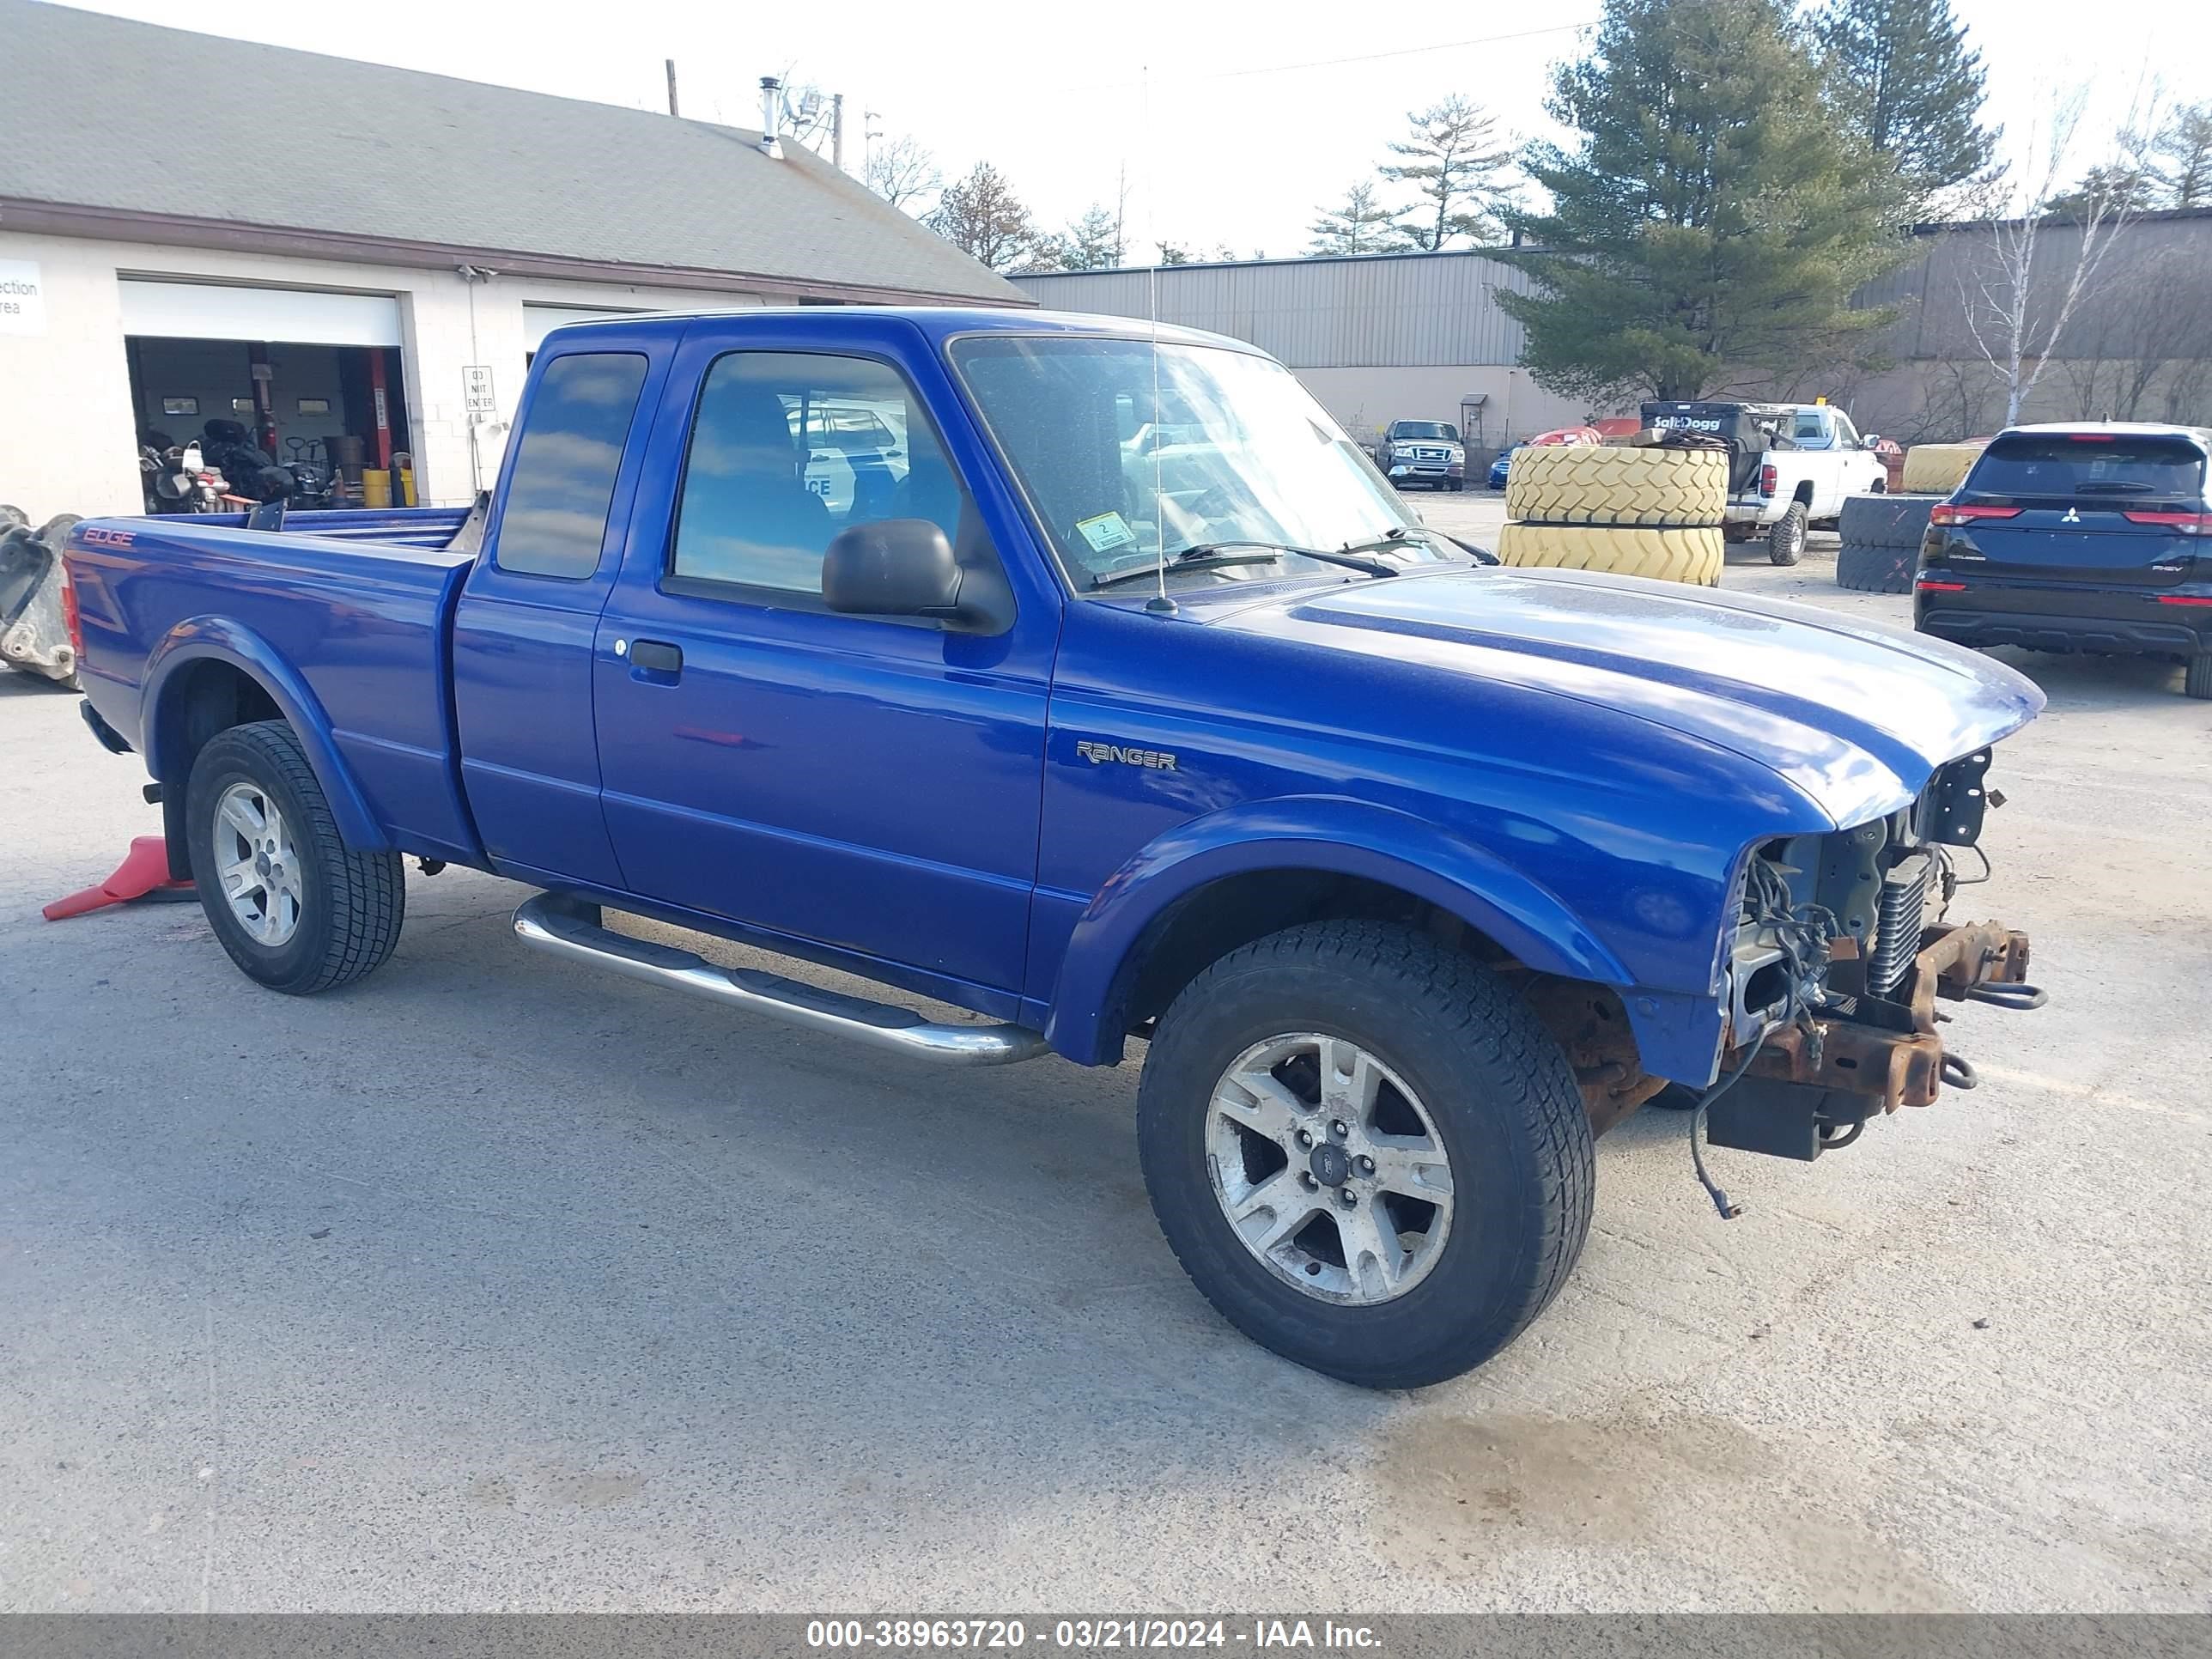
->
[495,352,648,580]
[669,352,967,598]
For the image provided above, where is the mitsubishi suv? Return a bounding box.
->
[1914,422,2212,699]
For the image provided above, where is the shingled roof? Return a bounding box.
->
[0,0,1024,305]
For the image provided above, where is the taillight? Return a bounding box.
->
[1759,463,1777,495]
[2121,510,2212,535]
[62,564,83,659]
[1917,579,1967,592]
[1929,502,2022,526]
[2155,594,2212,607]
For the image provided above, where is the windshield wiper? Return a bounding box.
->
[1089,540,1396,589]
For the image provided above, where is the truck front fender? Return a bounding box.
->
[1044,795,1633,1066]
[143,617,388,852]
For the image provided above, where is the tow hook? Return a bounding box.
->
[1940,1052,1978,1091]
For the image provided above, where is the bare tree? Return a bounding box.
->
[927,162,1036,270]
[864,134,942,213]
[1956,88,2154,426]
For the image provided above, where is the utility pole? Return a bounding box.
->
[665,58,679,118]
[831,92,845,170]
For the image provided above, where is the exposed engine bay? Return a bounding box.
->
[1708,746,2042,1164]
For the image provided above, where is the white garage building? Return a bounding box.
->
[0,0,1022,520]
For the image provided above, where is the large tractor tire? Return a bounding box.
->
[1834,540,1915,594]
[1497,521,1724,586]
[1504,444,1727,527]
[1838,493,1939,550]
[1900,442,1985,495]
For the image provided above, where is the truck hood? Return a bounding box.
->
[1206,565,2045,827]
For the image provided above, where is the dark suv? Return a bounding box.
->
[1915,423,2212,699]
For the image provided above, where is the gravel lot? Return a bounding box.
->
[3,501,2209,1613]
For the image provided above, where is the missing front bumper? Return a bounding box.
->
[1705,920,2037,1159]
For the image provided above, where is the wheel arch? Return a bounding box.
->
[143,621,387,860]
[1044,798,1633,1066]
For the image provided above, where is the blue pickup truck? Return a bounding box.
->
[64,307,2045,1388]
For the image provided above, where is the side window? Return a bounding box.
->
[495,352,647,579]
[1832,410,1861,447]
[669,351,967,598]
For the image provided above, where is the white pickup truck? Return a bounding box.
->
[1643,401,1889,564]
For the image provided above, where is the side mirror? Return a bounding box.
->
[823,517,966,622]
[1863,434,1882,449]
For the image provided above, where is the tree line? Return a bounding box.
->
[865,0,2212,420]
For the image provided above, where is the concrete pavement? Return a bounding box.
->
[3,527,2208,1612]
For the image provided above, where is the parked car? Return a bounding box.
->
[1643,400,1888,564]
[1373,419,1465,490]
[1487,446,1520,489]
[1914,422,2212,699]
[64,308,2045,1389]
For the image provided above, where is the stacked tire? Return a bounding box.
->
[1496,445,1727,586]
[1899,441,1985,495]
[1834,494,1937,594]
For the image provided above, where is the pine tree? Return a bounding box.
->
[1498,0,1910,404]
[1060,204,1127,270]
[1379,96,1512,251]
[1308,182,1401,256]
[1814,0,1995,202]
[927,163,1036,270]
[2148,101,2212,209]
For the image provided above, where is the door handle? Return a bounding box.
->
[628,640,683,677]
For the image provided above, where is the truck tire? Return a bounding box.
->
[1504,444,1727,527]
[1135,921,1594,1389]
[184,720,405,995]
[1767,501,1808,565]
[1497,520,1723,586]
[1834,539,1915,594]
[1900,442,1985,495]
[1838,493,1937,550]
[2187,654,2212,700]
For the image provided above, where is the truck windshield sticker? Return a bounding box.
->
[1075,511,1137,554]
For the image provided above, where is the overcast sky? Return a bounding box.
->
[51,0,2212,258]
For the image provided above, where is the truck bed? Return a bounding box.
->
[70,507,482,861]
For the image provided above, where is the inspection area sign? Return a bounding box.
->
[0,260,46,335]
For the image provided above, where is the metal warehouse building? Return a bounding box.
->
[1017,253,1591,458]
[1019,210,2212,456]
[0,0,1021,523]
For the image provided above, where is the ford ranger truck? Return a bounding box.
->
[1644,400,1890,565]
[64,310,2045,1389]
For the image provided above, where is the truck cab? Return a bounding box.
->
[65,308,2045,1390]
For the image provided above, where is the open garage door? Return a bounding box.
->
[119,280,409,508]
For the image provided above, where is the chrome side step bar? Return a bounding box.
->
[512,894,1048,1067]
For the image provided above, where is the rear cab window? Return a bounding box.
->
[1965,433,2208,503]
[495,352,650,578]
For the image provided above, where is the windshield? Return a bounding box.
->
[1392,422,1459,442]
[949,335,1456,592]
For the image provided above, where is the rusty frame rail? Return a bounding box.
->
[1741,921,2033,1112]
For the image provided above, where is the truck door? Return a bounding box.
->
[591,322,1058,1006]
[452,327,673,889]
